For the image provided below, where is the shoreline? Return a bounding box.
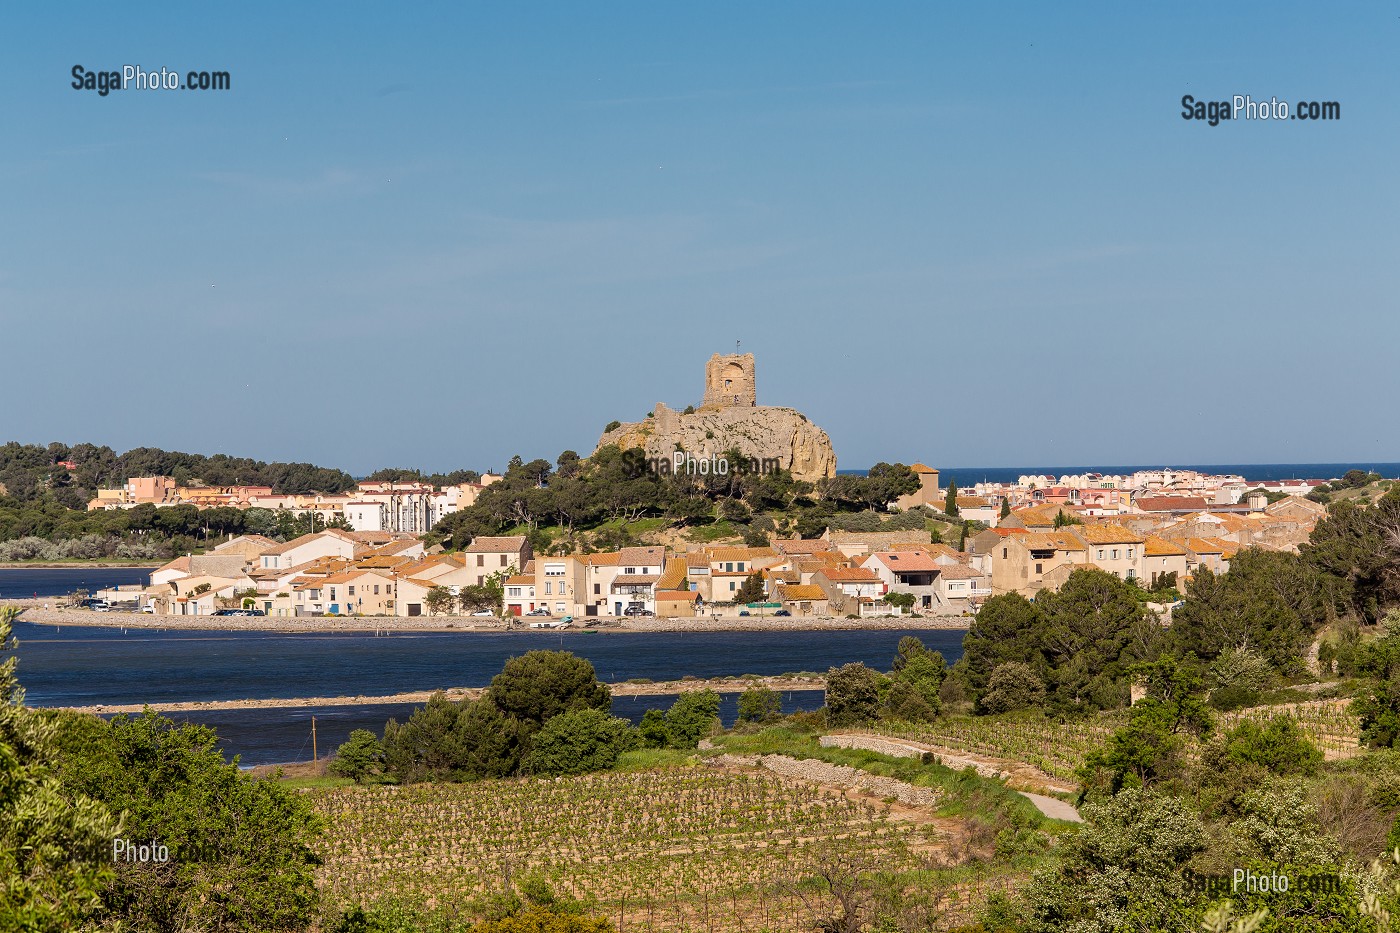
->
[0,562,159,570]
[4,604,971,635]
[44,675,828,716]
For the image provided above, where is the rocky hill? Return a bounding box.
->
[595,403,836,483]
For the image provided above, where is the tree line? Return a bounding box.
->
[427,446,923,553]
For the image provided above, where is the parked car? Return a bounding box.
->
[623,606,653,617]
[140,605,155,613]
[92,603,111,612]
[471,609,496,617]
[774,609,791,617]
[525,608,550,616]
[738,610,750,617]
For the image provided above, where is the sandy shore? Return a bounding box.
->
[47,674,828,715]
[4,603,970,634]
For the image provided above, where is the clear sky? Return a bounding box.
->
[2,3,1396,474]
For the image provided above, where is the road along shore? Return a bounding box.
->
[4,604,970,634]
[45,674,827,715]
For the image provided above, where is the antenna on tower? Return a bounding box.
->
[736,340,741,353]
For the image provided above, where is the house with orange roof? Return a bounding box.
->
[1074,523,1147,583]
[503,574,538,616]
[774,583,830,616]
[464,535,532,586]
[655,589,702,618]
[257,530,360,571]
[861,551,943,610]
[893,462,941,512]
[1141,536,1189,590]
[989,531,1088,596]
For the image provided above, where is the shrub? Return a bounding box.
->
[979,662,1045,714]
[736,686,782,724]
[1221,717,1323,776]
[825,663,883,726]
[329,729,384,783]
[523,708,637,776]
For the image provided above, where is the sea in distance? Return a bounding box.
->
[840,462,1400,485]
[11,622,966,766]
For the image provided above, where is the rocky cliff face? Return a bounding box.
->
[595,403,837,483]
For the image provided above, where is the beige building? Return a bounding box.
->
[1143,536,1189,589]
[988,532,1088,596]
[464,535,532,586]
[1076,523,1147,583]
[893,463,941,511]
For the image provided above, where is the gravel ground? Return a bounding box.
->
[711,752,943,808]
[3,603,968,634]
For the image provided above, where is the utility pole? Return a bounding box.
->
[311,716,317,762]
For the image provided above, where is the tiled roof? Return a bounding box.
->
[778,584,827,601]
[612,574,660,586]
[465,535,528,553]
[867,551,941,573]
[617,546,666,566]
[909,463,939,474]
[1144,535,1189,556]
[818,567,882,582]
[1135,496,1210,513]
[1074,523,1144,546]
[934,564,985,579]
[504,574,534,586]
[656,589,698,602]
[656,560,688,589]
[1017,533,1087,551]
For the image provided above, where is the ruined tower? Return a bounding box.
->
[700,353,756,409]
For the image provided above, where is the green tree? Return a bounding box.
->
[733,571,765,605]
[881,591,916,612]
[979,662,1046,714]
[736,686,782,724]
[960,593,1049,698]
[47,708,323,932]
[1018,788,1208,932]
[825,663,884,726]
[1219,716,1323,776]
[328,729,384,783]
[0,607,117,932]
[663,690,721,748]
[423,586,456,616]
[488,651,611,730]
[523,708,637,776]
[1353,679,1400,749]
[637,709,671,748]
[944,480,960,517]
[1000,497,1012,519]
[1168,549,1337,673]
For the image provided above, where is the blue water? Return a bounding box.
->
[0,567,155,599]
[166,691,829,767]
[839,462,1400,485]
[10,622,964,765]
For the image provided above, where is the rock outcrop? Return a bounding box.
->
[596,403,836,483]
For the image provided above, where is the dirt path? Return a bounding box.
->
[818,733,1081,821]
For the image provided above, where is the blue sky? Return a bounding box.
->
[2,3,1396,474]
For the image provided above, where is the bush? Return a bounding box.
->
[978,662,1045,714]
[47,709,323,932]
[736,686,782,724]
[662,690,721,748]
[523,708,638,776]
[329,729,384,783]
[1221,717,1323,776]
[825,663,883,727]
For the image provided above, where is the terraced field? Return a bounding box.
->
[313,766,968,931]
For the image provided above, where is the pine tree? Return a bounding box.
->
[944,480,959,516]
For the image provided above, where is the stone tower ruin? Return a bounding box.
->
[701,353,756,409]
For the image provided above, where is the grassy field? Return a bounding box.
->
[311,762,1012,931]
